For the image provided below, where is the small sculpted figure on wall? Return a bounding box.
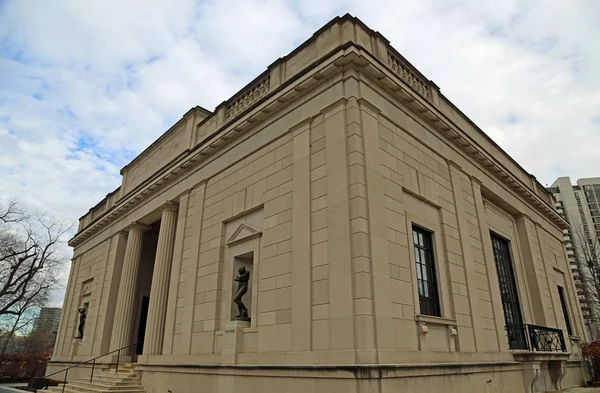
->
[75,307,86,339]
[233,266,250,321]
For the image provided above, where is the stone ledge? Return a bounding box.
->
[513,351,571,362]
[414,314,457,326]
[133,360,526,379]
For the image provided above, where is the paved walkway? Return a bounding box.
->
[562,388,600,392]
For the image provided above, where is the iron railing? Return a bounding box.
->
[505,324,567,352]
[43,341,138,393]
[505,324,529,350]
[526,324,567,352]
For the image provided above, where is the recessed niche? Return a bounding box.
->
[231,251,254,321]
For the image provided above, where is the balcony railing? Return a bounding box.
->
[526,324,567,352]
[505,324,567,352]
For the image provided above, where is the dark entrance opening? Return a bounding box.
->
[136,296,150,355]
[131,221,159,360]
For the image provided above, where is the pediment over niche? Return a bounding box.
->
[226,222,262,246]
[81,278,93,296]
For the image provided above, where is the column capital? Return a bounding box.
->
[516,213,533,224]
[126,222,151,232]
[114,230,128,239]
[470,175,483,186]
[161,202,179,213]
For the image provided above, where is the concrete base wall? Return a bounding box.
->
[561,360,589,390]
[46,358,588,392]
[134,362,584,393]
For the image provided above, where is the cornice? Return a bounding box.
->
[69,43,566,248]
[68,47,350,248]
[352,49,568,230]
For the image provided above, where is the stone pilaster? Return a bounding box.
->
[143,203,178,355]
[109,223,149,354]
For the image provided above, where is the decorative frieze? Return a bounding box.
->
[225,75,270,121]
[388,51,431,100]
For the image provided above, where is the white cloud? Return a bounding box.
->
[1,0,599,304]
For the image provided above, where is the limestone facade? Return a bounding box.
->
[48,14,588,393]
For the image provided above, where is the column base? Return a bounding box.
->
[103,353,134,365]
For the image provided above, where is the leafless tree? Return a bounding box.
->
[23,329,56,354]
[0,199,71,355]
[570,222,600,333]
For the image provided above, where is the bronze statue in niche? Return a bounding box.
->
[75,307,86,339]
[233,265,250,321]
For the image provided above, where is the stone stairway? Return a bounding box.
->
[48,364,145,393]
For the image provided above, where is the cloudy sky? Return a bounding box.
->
[1,0,599,232]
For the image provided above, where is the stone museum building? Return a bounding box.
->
[47,15,588,393]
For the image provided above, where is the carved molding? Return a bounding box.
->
[365,52,566,230]
[81,279,93,296]
[387,51,431,100]
[226,223,262,246]
[69,44,566,248]
[225,75,270,121]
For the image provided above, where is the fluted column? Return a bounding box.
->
[109,223,149,354]
[143,203,178,355]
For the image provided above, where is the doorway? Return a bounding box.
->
[136,296,150,355]
[131,221,159,360]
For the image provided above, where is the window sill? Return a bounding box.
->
[415,314,457,326]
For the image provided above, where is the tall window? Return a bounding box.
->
[490,233,527,350]
[412,226,440,317]
[557,286,573,336]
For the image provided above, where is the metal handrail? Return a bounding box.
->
[43,341,138,392]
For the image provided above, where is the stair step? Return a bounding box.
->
[101,365,134,371]
[102,366,133,372]
[93,371,136,376]
[80,375,140,385]
[45,361,144,393]
[98,369,136,375]
[88,376,137,383]
[70,381,143,391]
[48,386,145,393]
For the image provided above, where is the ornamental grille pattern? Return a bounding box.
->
[527,324,567,352]
[491,233,528,350]
[225,75,270,120]
[387,51,431,100]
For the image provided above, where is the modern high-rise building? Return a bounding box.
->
[548,177,600,339]
[33,307,62,334]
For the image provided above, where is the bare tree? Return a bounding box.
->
[23,329,56,355]
[570,221,600,336]
[0,199,71,355]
